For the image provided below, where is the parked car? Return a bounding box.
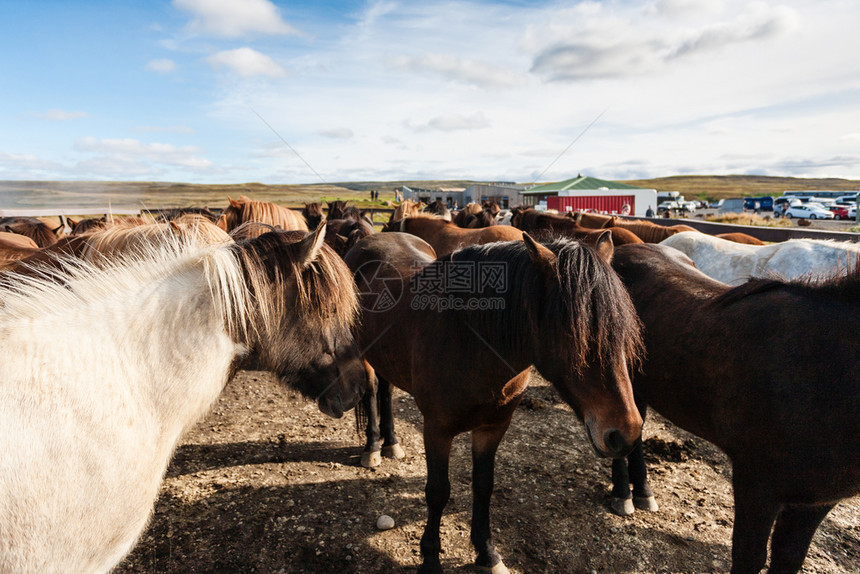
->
[829,205,851,220]
[849,206,857,219]
[657,200,681,213]
[784,204,835,219]
[743,196,774,211]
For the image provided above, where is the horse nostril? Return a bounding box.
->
[604,429,627,457]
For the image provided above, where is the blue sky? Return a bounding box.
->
[2,0,860,184]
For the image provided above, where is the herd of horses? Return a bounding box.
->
[0,196,856,574]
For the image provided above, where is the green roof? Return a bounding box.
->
[522,175,643,195]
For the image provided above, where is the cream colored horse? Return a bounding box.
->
[0,225,366,572]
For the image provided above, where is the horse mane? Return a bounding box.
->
[231,231,358,341]
[0,227,356,358]
[219,196,309,232]
[714,260,860,308]
[449,238,643,375]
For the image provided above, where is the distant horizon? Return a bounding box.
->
[2,1,860,184]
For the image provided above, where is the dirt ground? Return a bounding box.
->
[115,370,860,574]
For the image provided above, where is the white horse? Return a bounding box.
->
[660,231,860,286]
[0,225,366,573]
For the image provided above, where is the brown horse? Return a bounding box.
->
[0,218,62,248]
[391,215,523,257]
[609,243,860,574]
[302,202,325,229]
[323,217,375,257]
[344,231,644,574]
[0,232,40,268]
[716,232,766,245]
[511,207,643,246]
[216,196,308,237]
[68,217,108,235]
[452,202,483,227]
[423,199,452,221]
[572,211,697,242]
[387,199,423,224]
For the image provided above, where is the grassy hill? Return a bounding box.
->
[620,175,860,201]
[2,175,860,212]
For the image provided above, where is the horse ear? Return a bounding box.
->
[169,220,183,234]
[523,233,557,278]
[228,196,242,208]
[594,230,614,263]
[215,214,228,231]
[296,224,327,268]
[571,211,582,224]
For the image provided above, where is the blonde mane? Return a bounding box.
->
[217,196,309,236]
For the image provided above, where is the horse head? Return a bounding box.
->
[235,226,367,418]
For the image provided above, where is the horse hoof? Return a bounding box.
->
[476,560,510,574]
[361,451,382,468]
[634,495,659,512]
[382,443,405,460]
[610,497,635,516]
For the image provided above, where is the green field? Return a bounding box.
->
[2,175,859,211]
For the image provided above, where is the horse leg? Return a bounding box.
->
[418,426,454,574]
[360,365,382,468]
[767,503,835,574]
[611,403,655,516]
[730,475,780,574]
[629,441,658,511]
[378,374,405,460]
[471,422,512,574]
[610,456,635,516]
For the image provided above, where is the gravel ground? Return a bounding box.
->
[115,370,860,574]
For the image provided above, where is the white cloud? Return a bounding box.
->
[74,137,213,169]
[529,2,800,81]
[173,0,298,38]
[146,58,178,73]
[34,109,90,121]
[407,112,492,133]
[317,128,354,140]
[389,53,521,88]
[131,125,196,134]
[206,47,286,77]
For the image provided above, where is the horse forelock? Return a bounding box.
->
[550,239,644,374]
[232,231,358,343]
[451,238,643,375]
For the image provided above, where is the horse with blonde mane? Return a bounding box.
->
[0,225,366,573]
[387,199,423,225]
[217,196,309,238]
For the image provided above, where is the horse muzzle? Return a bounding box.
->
[585,417,641,459]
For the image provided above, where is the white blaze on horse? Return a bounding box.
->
[660,231,860,286]
[0,225,366,573]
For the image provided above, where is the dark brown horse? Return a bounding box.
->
[609,243,860,574]
[422,199,452,221]
[344,232,644,573]
[323,217,375,257]
[326,200,363,222]
[302,202,325,229]
[390,215,523,257]
[511,207,644,246]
